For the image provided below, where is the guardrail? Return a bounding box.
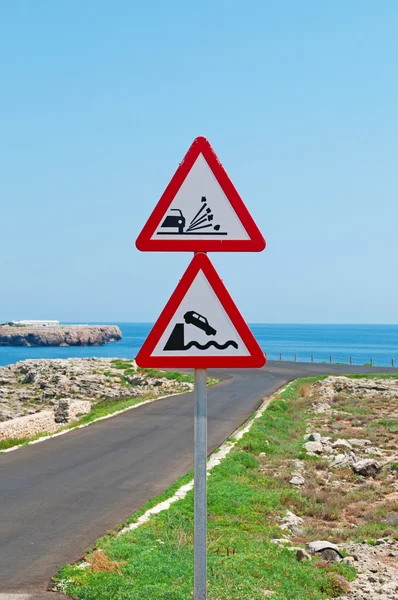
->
[265,353,395,368]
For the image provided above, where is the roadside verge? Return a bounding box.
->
[56,375,398,599]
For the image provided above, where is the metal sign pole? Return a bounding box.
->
[194,367,207,600]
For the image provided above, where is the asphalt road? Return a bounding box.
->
[0,361,395,597]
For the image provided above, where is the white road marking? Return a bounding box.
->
[0,595,31,599]
[1,391,184,455]
[118,394,272,535]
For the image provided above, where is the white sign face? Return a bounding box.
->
[152,270,250,358]
[136,253,266,368]
[151,153,250,242]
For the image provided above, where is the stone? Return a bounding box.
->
[352,459,382,477]
[348,438,372,447]
[303,441,323,454]
[312,402,331,414]
[332,438,353,450]
[319,548,342,562]
[386,512,398,527]
[125,376,143,386]
[342,556,356,566]
[306,540,342,562]
[312,376,398,403]
[271,538,291,546]
[54,399,70,423]
[304,432,321,442]
[289,474,305,486]
[293,459,305,470]
[329,453,356,469]
[321,445,334,455]
[364,446,383,456]
[22,371,36,384]
[280,511,304,535]
[296,548,311,561]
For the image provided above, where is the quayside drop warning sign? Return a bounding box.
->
[135,253,265,368]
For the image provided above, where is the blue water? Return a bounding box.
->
[0,323,397,368]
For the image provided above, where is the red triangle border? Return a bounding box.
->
[136,137,266,252]
[135,253,266,368]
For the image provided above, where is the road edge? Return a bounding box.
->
[1,390,188,455]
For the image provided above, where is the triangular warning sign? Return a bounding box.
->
[136,137,265,252]
[136,253,266,368]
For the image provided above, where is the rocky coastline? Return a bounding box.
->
[0,357,193,442]
[0,324,122,347]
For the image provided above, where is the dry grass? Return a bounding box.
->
[282,380,398,544]
[328,573,351,594]
[87,549,127,575]
[299,382,313,398]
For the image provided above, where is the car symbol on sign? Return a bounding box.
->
[183,311,217,336]
[160,209,185,234]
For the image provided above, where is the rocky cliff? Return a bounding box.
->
[0,325,122,347]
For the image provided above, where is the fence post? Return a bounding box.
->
[393,358,395,368]
[311,354,314,363]
[280,352,282,361]
[294,354,297,362]
[370,358,373,367]
[330,355,332,364]
[350,356,352,365]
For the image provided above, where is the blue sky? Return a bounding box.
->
[1,1,397,323]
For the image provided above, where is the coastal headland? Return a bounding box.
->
[0,324,122,347]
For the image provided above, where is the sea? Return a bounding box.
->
[0,323,397,368]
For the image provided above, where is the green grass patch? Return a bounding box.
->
[56,377,357,599]
[370,418,398,434]
[110,359,135,370]
[334,401,370,416]
[346,372,398,380]
[138,367,218,387]
[0,430,53,451]
[109,361,218,387]
[139,367,195,384]
[110,361,196,385]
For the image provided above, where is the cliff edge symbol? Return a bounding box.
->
[135,253,266,368]
[163,311,238,352]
